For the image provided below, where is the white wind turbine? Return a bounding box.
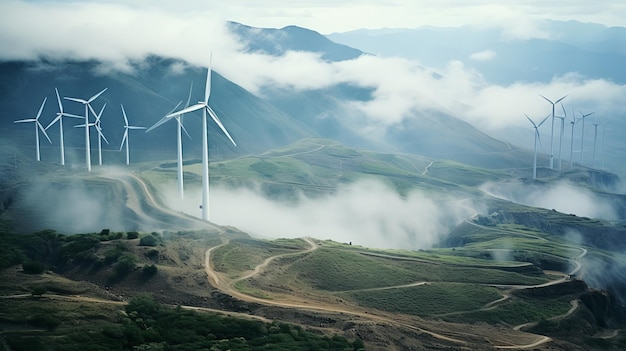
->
[554,112,566,172]
[14,97,52,161]
[45,88,83,165]
[165,54,237,221]
[592,117,599,168]
[540,94,567,170]
[578,111,594,165]
[120,104,146,165]
[565,105,578,171]
[146,83,193,199]
[64,88,108,172]
[525,113,550,180]
[93,104,109,165]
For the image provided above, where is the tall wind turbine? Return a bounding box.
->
[540,94,567,170]
[565,105,578,170]
[14,97,52,161]
[578,111,594,165]
[165,54,237,221]
[94,104,109,165]
[45,88,83,165]
[554,113,566,172]
[120,104,146,165]
[592,118,599,168]
[146,83,193,199]
[64,88,108,172]
[525,113,550,180]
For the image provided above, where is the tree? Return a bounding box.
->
[22,260,45,274]
[138,235,158,247]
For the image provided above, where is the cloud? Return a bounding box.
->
[159,179,481,250]
[469,50,496,61]
[481,181,619,220]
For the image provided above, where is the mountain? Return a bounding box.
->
[0,22,536,172]
[327,20,626,85]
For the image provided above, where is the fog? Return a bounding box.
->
[481,181,619,220]
[158,179,482,250]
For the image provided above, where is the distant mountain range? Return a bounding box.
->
[0,20,616,175]
[328,20,626,85]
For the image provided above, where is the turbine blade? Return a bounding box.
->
[88,103,99,120]
[62,112,84,119]
[186,81,193,108]
[88,88,108,103]
[205,52,212,104]
[537,114,550,127]
[14,119,37,123]
[45,115,62,130]
[64,97,86,104]
[36,97,47,119]
[99,128,110,145]
[121,104,129,126]
[119,130,128,151]
[555,95,568,104]
[165,103,204,118]
[560,102,567,119]
[128,126,146,130]
[539,94,553,105]
[524,114,537,128]
[96,103,107,122]
[55,87,63,113]
[178,118,192,140]
[37,122,52,143]
[207,106,236,146]
[145,101,183,133]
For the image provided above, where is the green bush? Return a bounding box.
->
[22,260,45,274]
[142,264,158,277]
[127,232,139,240]
[138,235,158,247]
[31,286,47,296]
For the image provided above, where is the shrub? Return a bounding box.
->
[127,232,139,240]
[142,264,158,277]
[31,286,47,296]
[22,260,45,274]
[138,235,158,247]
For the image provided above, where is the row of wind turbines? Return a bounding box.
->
[526,94,602,179]
[14,54,236,221]
[14,87,147,170]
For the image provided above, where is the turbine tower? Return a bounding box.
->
[525,113,550,180]
[120,104,146,165]
[94,104,109,165]
[540,94,567,170]
[45,88,83,165]
[555,113,566,172]
[64,88,108,172]
[146,83,193,200]
[592,118,599,168]
[165,53,237,221]
[578,111,594,165]
[14,97,52,161]
[566,105,578,171]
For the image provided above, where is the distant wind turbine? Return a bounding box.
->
[146,82,193,199]
[554,113,566,172]
[578,110,594,165]
[45,88,83,165]
[165,53,237,221]
[525,113,550,180]
[64,88,108,172]
[73,104,108,166]
[540,94,567,170]
[592,117,599,168]
[120,104,146,165]
[14,97,52,161]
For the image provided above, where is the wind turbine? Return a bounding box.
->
[94,104,109,165]
[554,112,566,172]
[165,54,237,221]
[592,117,599,168]
[565,105,578,171]
[14,97,52,161]
[540,94,567,170]
[525,113,550,180]
[146,82,193,199]
[64,88,108,172]
[120,104,146,165]
[45,88,83,165]
[578,111,594,165]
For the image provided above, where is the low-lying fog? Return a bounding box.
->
[161,179,482,250]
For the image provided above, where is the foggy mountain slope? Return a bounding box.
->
[0,23,537,171]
